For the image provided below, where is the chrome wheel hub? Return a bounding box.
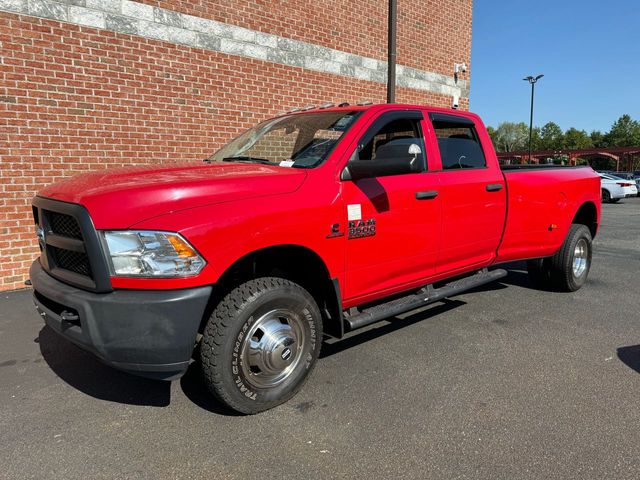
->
[240,309,306,389]
[572,239,588,277]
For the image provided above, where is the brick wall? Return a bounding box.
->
[131,0,473,77]
[0,0,472,291]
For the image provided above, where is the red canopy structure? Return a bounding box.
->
[496,146,640,171]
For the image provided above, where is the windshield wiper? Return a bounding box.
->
[221,156,273,165]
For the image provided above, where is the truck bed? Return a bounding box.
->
[495,165,600,263]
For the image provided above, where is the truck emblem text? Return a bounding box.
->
[348,219,376,239]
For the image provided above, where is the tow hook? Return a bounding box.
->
[34,304,46,319]
[60,311,79,323]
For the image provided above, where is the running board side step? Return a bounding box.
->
[344,268,507,332]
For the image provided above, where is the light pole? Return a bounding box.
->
[523,74,543,162]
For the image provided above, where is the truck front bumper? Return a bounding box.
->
[30,260,212,380]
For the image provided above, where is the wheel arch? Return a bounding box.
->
[201,244,343,338]
[572,201,598,238]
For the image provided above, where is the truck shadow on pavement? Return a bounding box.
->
[179,364,244,416]
[481,262,531,289]
[617,345,640,374]
[38,326,171,407]
[467,262,566,293]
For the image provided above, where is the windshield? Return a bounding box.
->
[208,111,361,168]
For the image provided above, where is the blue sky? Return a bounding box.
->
[470,0,640,133]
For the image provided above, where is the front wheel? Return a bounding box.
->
[200,277,323,414]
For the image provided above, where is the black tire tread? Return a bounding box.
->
[549,224,592,292]
[526,258,550,288]
[200,277,320,414]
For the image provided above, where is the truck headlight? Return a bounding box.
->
[101,231,205,277]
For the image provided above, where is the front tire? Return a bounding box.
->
[200,277,323,414]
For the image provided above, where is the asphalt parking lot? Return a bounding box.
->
[1,197,639,480]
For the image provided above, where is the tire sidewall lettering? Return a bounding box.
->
[229,299,318,402]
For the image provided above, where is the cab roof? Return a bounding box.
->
[281,102,481,122]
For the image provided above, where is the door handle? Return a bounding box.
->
[485,183,504,192]
[415,190,439,200]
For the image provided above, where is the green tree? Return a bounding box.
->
[564,128,593,150]
[486,126,497,147]
[590,130,606,148]
[490,115,640,155]
[491,122,529,152]
[605,114,640,147]
[539,122,564,150]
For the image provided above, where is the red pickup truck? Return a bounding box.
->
[30,103,601,413]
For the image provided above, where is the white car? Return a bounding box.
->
[598,173,638,203]
[615,172,640,196]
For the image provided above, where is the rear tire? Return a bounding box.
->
[601,189,611,203]
[548,224,593,292]
[527,224,592,292]
[200,277,323,414]
[526,258,551,288]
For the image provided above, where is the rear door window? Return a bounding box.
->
[430,114,486,170]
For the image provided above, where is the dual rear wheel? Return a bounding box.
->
[527,224,593,292]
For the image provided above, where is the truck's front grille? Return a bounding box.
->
[49,246,92,277]
[32,197,112,292]
[41,208,94,284]
[48,212,83,239]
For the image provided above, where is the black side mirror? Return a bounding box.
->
[341,143,423,181]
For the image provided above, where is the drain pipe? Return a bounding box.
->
[387,0,397,103]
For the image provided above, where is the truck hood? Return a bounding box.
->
[39,163,307,228]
